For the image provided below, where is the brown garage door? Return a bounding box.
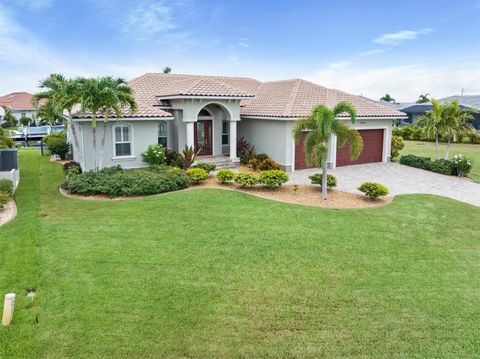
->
[294,132,316,170]
[336,129,384,167]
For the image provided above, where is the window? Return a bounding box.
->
[222,120,229,145]
[113,124,132,157]
[158,121,168,148]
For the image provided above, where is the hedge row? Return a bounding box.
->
[399,154,455,175]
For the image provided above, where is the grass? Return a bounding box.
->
[1,150,480,358]
[398,140,480,182]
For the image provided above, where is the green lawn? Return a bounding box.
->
[1,150,479,358]
[399,140,480,182]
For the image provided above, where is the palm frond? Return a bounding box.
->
[333,101,357,123]
[333,122,363,160]
[292,115,316,143]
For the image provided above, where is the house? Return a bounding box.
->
[71,73,406,172]
[0,92,38,123]
[394,96,480,129]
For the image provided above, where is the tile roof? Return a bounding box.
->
[439,95,480,110]
[239,79,406,118]
[0,92,36,110]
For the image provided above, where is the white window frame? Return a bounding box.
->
[112,122,135,159]
[221,120,229,146]
[158,121,169,149]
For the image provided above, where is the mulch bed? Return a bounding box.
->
[0,200,17,226]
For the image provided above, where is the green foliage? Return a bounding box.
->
[192,163,216,173]
[391,135,405,159]
[0,179,14,195]
[19,116,31,126]
[66,166,81,179]
[452,154,472,177]
[357,182,389,200]
[63,165,188,197]
[43,132,69,159]
[165,149,184,168]
[309,173,337,188]
[400,125,424,140]
[399,154,455,175]
[380,94,395,103]
[255,153,269,161]
[182,145,200,169]
[234,172,258,187]
[248,157,281,171]
[0,135,15,148]
[186,168,209,183]
[0,191,10,208]
[141,144,165,166]
[62,161,82,173]
[1,106,17,128]
[237,137,257,164]
[216,169,235,184]
[258,170,288,188]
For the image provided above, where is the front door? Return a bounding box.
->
[194,120,213,156]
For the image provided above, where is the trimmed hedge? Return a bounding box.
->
[400,154,455,175]
[216,169,235,184]
[258,170,288,188]
[62,166,188,197]
[192,163,216,173]
[234,172,258,187]
[358,182,389,200]
[186,168,209,183]
[309,174,337,189]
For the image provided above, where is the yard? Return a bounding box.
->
[399,140,480,182]
[1,150,479,358]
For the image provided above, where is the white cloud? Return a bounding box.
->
[15,0,54,10]
[374,28,433,46]
[306,61,480,102]
[358,49,385,57]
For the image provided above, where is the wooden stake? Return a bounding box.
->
[2,293,16,326]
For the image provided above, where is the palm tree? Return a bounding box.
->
[292,102,363,200]
[441,100,475,159]
[36,101,63,125]
[415,99,443,159]
[380,94,395,103]
[163,66,172,74]
[416,93,430,103]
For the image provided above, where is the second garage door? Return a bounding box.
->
[336,129,384,167]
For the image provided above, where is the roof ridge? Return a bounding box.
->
[282,79,302,116]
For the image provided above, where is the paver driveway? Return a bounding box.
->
[288,162,480,207]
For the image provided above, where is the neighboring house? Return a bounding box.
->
[394,96,480,129]
[71,73,406,172]
[0,92,38,122]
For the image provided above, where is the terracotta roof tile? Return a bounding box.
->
[0,92,36,110]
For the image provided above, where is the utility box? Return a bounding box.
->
[0,148,18,171]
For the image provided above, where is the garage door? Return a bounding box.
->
[294,132,316,170]
[336,129,384,167]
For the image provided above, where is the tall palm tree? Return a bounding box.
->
[416,93,430,103]
[415,99,443,159]
[292,102,363,200]
[35,101,63,125]
[33,74,82,160]
[380,94,395,103]
[441,100,475,159]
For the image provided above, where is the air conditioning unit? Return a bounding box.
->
[0,148,18,171]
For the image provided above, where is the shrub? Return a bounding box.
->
[255,153,269,161]
[234,172,258,187]
[391,135,405,159]
[62,161,82,173]
[248,158,281,171]
[0,179,14,195]
[141,144,165,166]
[182,146,200,169]
[399,154,431,169]
[66,166,81,179]
[43,132,69,160]
[62,166,188,197]
[258,170,288,188]
[19,116,31,126]
[400,154,455,175]
[165,149,184,168]
[186,168,209,183]
[192,163,216,173]
[0,135,14,149]
[309,173,337,189]
[216,169,235,184]
[357,182,389,200]
[237,137,257,164]
[0,192,10,208]
[452,154,472,177]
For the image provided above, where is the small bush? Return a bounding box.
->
[234,172,258,187]
[62,161,82,173]
[0,179,14,195]
[165,150,184,168]
[309,173,337,189]
[428,159,455,175]
[43,132,69,160]
[66,166,81,179]
[62,166,188,197]
[258,170,288,188]
[452,154,472,177]
[400,154,431,169]
[192,163,216,173]
[391,135,405,159]
[0,135,14,149]
[216,169,235,184]
[141,144,165,166]
[248,158,281,171]
[357,182,389,200]
[186,168,209,183]
[0,192,10,208]
[255,153,269,161]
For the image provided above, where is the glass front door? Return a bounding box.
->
[194,120,213,156]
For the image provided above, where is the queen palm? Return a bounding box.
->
[415,99,443,159]
[442,100,475,159]
[292,102,363,200]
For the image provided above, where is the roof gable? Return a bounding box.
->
[0,92,36,110]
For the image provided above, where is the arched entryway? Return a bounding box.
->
[195,108,213,156]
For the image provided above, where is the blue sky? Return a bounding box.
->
[0,0,479,101]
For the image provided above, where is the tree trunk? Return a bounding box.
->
[322,164,328,200]
[98,121,108,170]
[435,134,440,160]
[445,138,451,160]
[68,111,82,164]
